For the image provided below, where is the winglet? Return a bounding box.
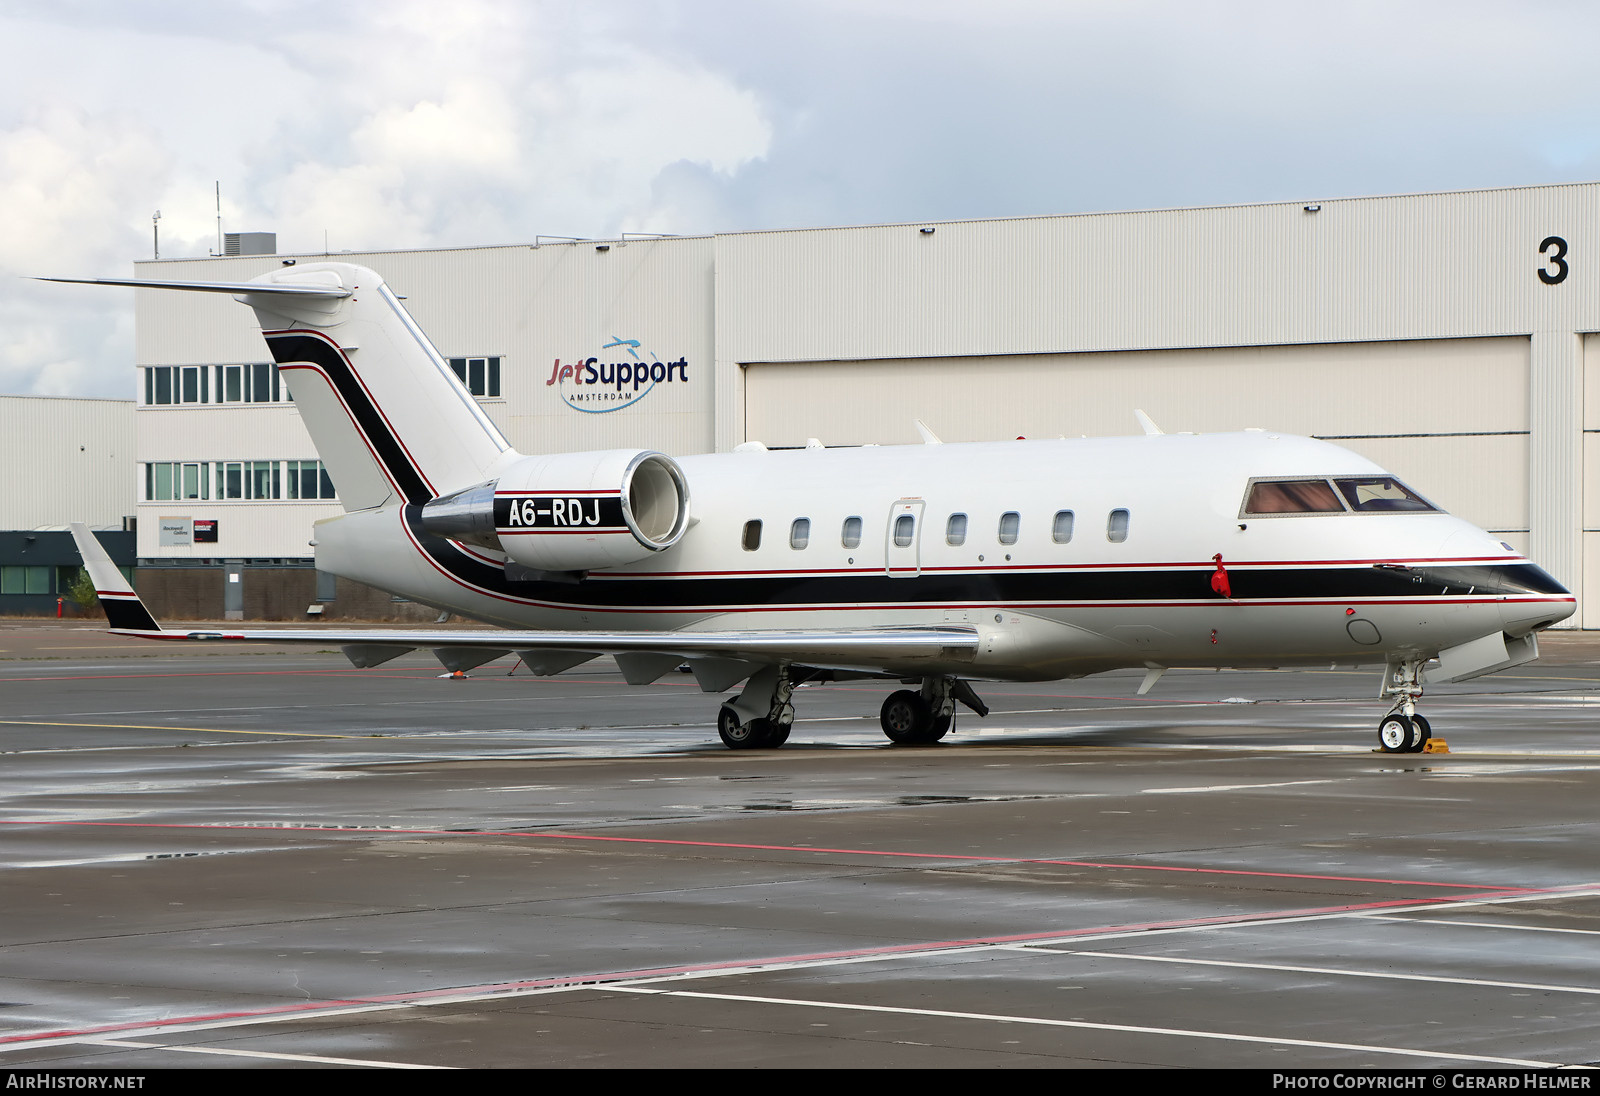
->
[69,523,160,633]
[1133,409,1164,436]
[914,419,943,446]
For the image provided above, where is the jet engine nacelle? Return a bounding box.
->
[420,449,690,572]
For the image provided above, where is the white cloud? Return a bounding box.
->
[5,0,1600,397]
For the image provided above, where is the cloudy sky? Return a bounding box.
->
[3,0,1599,398]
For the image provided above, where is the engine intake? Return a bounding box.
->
[420,449,689,572]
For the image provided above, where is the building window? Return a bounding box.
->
[0,566,50,594]
[449,356,501,397]
[287,460,337,500]
[144,364,282,405]
[145,462,210,501]
[215,363,283,404]
[143,366,209,405]
[145,461,334,503]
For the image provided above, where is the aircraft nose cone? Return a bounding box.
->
[1498,562,1576,633]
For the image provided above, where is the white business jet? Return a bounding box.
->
[50,263,1575,753]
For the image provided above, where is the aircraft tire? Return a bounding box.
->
[1377,713,1414,754]
[718,705,772,750]
[926,710,953,741]
[881,690,934,745]
[1407,714,1431,753]
[767,722,791,747]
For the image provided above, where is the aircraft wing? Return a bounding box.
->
[69,525,977,684]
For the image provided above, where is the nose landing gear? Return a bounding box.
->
[1377,659,1432,753]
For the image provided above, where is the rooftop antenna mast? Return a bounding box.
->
[152,210,160,260]
[215,181,222,256]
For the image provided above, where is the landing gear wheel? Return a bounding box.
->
[926,710,953,742]
[768,722,792,747]
[718,705,773,750]
[1378,713,1414,754]
[881,690,932,745]
[1408,714,1432,753]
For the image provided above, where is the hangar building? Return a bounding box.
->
[0,396,134,615]
[129,182,1600,625]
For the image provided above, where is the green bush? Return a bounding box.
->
[67,567,98,610]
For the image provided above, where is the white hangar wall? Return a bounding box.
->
[717,183,1598,626]
[132,182,1596,624]
[0,396,134,530]
[743,337,1531,540]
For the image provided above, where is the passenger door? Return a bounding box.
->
[885,499,924,578]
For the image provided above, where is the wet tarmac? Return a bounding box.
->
[3,621,1600,1068]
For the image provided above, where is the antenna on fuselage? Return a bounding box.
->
[1134,409,1165,436]
[914,419,943,445]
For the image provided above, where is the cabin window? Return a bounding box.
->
[1052,510,1074,543]
[841,516,862,548]
[1243,479,1345,515]
[1334,477,1436,513]
[1107,508,1130,542]
[742,520,762,551]
[998,511,1020,545]
[893,514,915,547]
[946,513,968,546]
[790,518,810,549]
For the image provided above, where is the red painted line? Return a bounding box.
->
[495,489,621,497]
[611,556,1526,580]
[0,818,1537,892]
[0,891,1540,1048]
[0,667,423,683]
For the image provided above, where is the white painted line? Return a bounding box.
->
[87,1038,450,1068]
[10,888,1596,1057]
[1030,949,1600,996]
[609,986,1565,1067]
[1356,916,1600,937]
[1140,779,1341,794]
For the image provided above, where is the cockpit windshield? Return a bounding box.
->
[1333,477,1435,512]
[1241,477,1438,517]
[1243,479,1344,514]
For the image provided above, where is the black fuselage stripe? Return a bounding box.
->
[400,508,1565,610]
[267,333,433,504]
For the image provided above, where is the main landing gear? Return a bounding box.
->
[880,677,989,746]
[1377,659,1432,754]
[716,665,796,750]
[713,669,988,750]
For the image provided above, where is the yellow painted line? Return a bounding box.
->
[0,719,357,739]
[38,645,161,650]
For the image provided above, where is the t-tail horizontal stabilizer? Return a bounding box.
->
[35,276,350,299]
[70,523,159,634]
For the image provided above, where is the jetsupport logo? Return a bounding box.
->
[546,336,689,414]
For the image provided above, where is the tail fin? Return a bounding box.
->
[246,263,513,510]
[45,264,514,510]
[70,523,159,633]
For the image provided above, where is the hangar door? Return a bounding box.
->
[744,337,1530,543]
